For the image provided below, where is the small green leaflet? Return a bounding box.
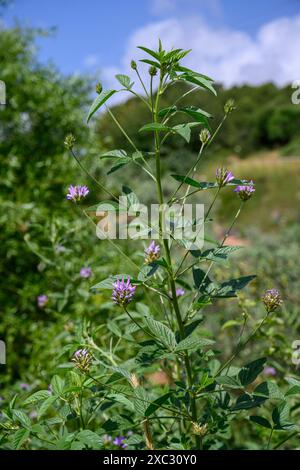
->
[87,89,118,123]
[144,316,177,352]
[174,335,215,353]
[115,74,134,89]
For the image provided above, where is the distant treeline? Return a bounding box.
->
[96,81,300,158]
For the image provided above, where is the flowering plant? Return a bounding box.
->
[2,41,297,452]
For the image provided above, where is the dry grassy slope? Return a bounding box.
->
[201,151,300,233]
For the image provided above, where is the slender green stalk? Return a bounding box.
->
[134,68,150,100]
[175,187,221,277]
[70,148,117,201]
[215,312,270,377]
[151,69,201,449]
[273,431,299,450]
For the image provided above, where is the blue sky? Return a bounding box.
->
[2,0,300,87]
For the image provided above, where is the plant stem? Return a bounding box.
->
[151,70,201,449]
[215,312,270,377]
[70,149,117,201]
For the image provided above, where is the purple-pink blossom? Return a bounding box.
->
[66,185,89,202]
[37,295,48,308]
[263,366,277,377]
[113,436,128,448]
[234,181,255,201]
[20,383,29,391]
[176,288,185,297]
[112,277,136,307]
[145,241,160,264]
[216,168,234,187]
[72,348,92,373]
[80,267,92,278]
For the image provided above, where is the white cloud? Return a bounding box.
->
[101,14,300,103]
[83,54,100,68]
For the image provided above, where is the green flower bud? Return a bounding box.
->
[224,98,236,115]
[149,65,157,76]
[131,60,137,70]
[199,128,211,145]
[64,133,76,150]
[95,82,102,94]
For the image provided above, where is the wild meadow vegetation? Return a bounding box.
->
[1,27,300,451]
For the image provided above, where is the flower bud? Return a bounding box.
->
[131,60,137,70]
[216,168,235,187]
[149,65,157,76]
[72,348,92,373]
[96,82,103,94]
[64,133,76,150]
[199,128,211,145]
[192,422,208,437]
[262,289,282,313]
[145,241,160,264]
[224,99,235,115]
[234,181,255,201]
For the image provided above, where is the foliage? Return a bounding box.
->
[0,35,299,451]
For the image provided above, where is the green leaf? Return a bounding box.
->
[285,385,300,397]
[238,358,266,386]
[139,122,171,133]
[254,381,284,400]
[231,393,266,411]
[91,274,139,291]
[139,59,161,68]
[193,267,211,290]
[272,402,295,430]
[38,396,57,419]
[179,72,217,96]
[144,316,177,351]
[24,390,51,405]
[138,263,159,281]
[12,410,31,428]
[137,46,161,60]
[214,275,256,298]
[76,430,102,449]
[12,428,30,450]
[250,416,272,429]
[51,375,65,395]
[115,74,133,89]
[145,392,173,417]
[172,123,191,142]
[134,387,150,416]
[107,158,131,175]
[174,335,214,353]
[171,174,218,189]
[202,246,242,262]
[216,376,242,389]
[99,149,128,159]
[87,89,118,123]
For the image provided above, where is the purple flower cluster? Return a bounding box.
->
[263,366,277,377]
[103,434,129,449]
[112,277,136,307]
[20,383,29,391]
[145,241,160,264]
[72,348,92,373]
[113,436,128,448]
[234,181,255,201]
[176,288,185,297]
[216,168,234,187]
[80,267,92,278]
[66,185,89,202]
[37,294,48,308]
